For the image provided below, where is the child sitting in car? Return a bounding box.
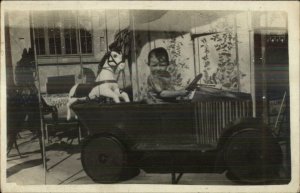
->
[146,47,189,103]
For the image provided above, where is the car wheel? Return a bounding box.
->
[224,129,282,184]
[81,136,128,183]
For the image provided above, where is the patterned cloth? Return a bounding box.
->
[42,93,69,109]
[146,70,174,103]
[42,93,69,118]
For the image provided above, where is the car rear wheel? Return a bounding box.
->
[81,136,129,183]
[224,129,282,184]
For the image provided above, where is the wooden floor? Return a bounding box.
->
[6,130,290,185]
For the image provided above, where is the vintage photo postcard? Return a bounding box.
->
[1,1,299,193]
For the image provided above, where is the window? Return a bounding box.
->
[48,12,62,54]
[34,28,46,55]
[48,28,62,54]
[63,13,78,54]
[78,11,93,54]
[80,28,92,54]
[32,11,93,56]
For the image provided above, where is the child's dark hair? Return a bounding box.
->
[148,47,169,66]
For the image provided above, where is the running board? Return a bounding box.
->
[132,143,217,152]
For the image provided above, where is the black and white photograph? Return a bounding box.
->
[1,1,299,192]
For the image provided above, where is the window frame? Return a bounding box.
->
[32,11,94,60]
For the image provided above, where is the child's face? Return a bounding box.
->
[149,53,168,72]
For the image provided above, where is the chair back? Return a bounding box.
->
[46,75,75,94]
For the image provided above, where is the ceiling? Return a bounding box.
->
[131,10,241,32]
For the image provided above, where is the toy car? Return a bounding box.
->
[71,76,282,184]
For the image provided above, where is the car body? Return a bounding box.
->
[71,86,282,184]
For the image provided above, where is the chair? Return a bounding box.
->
[43,75,81,144]
[41,97,58,143]
[46,75,75,94]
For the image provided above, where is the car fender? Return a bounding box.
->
[81,128,132,150]
[216,117,274,150]
[213,117,274,172]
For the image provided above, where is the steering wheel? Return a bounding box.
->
[185,73,202,91]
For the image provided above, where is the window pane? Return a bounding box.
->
[39,39,45,54]
[48,28,61,54]
[64,30,69,54]
[100,37,105,51]
[34,28,45,55]
[80,29,86,37]
[34,40,41,55]
[80,37,86,53]
[48,36,55,54]
[47,12,62,55]
[65,31,71,54]
[78,10,93,54]
[80,29,92,54]
[55,35,62,54]
[86,36,92,53]
[32,11,46,55]
[64,13,78,54]
[71,34,77,54]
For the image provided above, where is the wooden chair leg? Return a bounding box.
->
[45,124,49,143]
[69,138,74,145]
[78,125,81,143]
[7,143,13,156]
[171,172,183,184]
[14,141,23,158]
[7,140,22,158]
[37,132,47,170]
[17,133,22,139]
[7,132,20,157]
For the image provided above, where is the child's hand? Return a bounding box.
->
[188,90,195,100]
[178,89,189,96]
[176,90,194,100]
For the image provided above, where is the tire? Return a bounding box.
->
[81,136,128,183]
[224,129,282,184]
